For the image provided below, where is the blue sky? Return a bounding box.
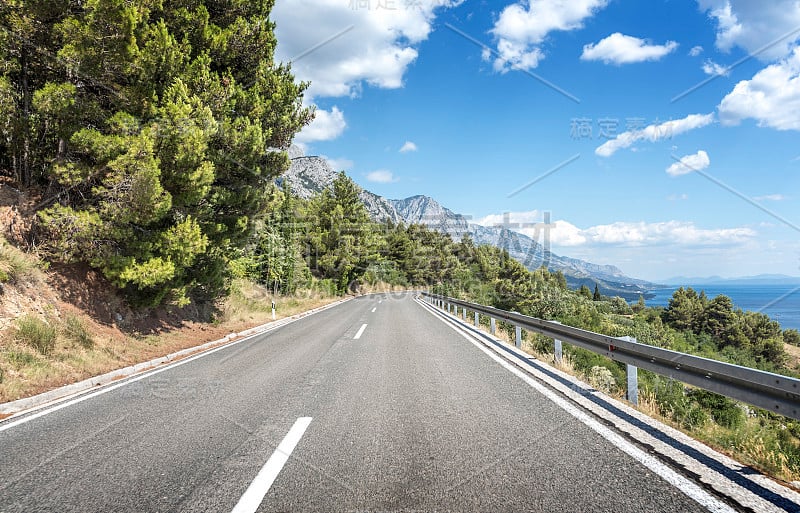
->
[272,0,800,282]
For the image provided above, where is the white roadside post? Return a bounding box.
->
[552,321,563,365]
[271,300,276,320]
[618,336,639,405]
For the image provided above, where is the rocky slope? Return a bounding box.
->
[280,148,657,299]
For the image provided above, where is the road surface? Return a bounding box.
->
[1,293,723,512]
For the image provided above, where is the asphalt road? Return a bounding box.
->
[0,293,715,512]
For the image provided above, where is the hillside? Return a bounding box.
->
[281,148,657,299]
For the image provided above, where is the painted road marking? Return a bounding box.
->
[231,417,312,513]
[371,307,376,313]
[418,300,734,513]
[354,324,368,340]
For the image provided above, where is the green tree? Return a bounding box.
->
[593,284,601,301]
[7,1,312,305]
[304,172,379,294]
[666,287,703,332]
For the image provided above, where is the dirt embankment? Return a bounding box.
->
[0,183,336,403]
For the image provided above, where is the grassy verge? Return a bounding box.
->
[0,280,343,404]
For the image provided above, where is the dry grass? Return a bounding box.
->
[220,279,341,325]
[0,281,343,404]
[0,236,41,284]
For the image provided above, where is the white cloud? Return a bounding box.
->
[666,150,710,176]
[273,1,460,145]
[578,220,755,246]
[294,106,346,144]
[689,45,704,56]
[488,0,609,72]
[595,113,715,157]
[718,47,800,130]
[399,141,418,153]
[274,1,460,99]
[548,220,588,246]
[366,169,398,183]
[476,213,754,248]
[702,59,730,76]
[475,210,542,227]
[580,33,678,64]
[754,194,787,201]
[698,0,800,60]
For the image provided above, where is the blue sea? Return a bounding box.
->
[647,284,800,331]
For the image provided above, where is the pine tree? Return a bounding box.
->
[593,284,601,301]
[4,1,313,305]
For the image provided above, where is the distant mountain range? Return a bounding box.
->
[661,274,800,286]
[279,149,658,299]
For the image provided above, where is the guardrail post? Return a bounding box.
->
[515,326,522,348]
[627,364,639,405]
[618,336,639,405]
[474,311,479,326]
[490,318,496,335]
[552,321,562,364]
[463,309,467,321]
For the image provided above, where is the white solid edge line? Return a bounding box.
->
[354,324,368,340]
[231,417,312,513]
[0,299,350,433]
[416,299,735,513]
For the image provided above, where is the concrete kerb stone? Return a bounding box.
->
[0,296,353,417]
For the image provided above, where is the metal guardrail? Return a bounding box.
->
[421,292,800,421]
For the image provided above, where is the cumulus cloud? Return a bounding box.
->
[366,169,398,183]
[476,212,754,248]
[666,150,710,176]
[689,45,704,56]
[579,220,754,246]
[580,33,678,64]
[294,106,346,145]
[399,141,418,153]
[718,47,800,130]
[550,220,754,247]
[475,210,543,227]
[702,59,730,76]
[595,113,715,157]
[488,0,609,72]
[272,1,459,144]
[698,0,800,60]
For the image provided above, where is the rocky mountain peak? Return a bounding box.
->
[279,151,656,299]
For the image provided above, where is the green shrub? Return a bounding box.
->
[62,314,94,349]
[15,316,57,355]
[692,389,745,429]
